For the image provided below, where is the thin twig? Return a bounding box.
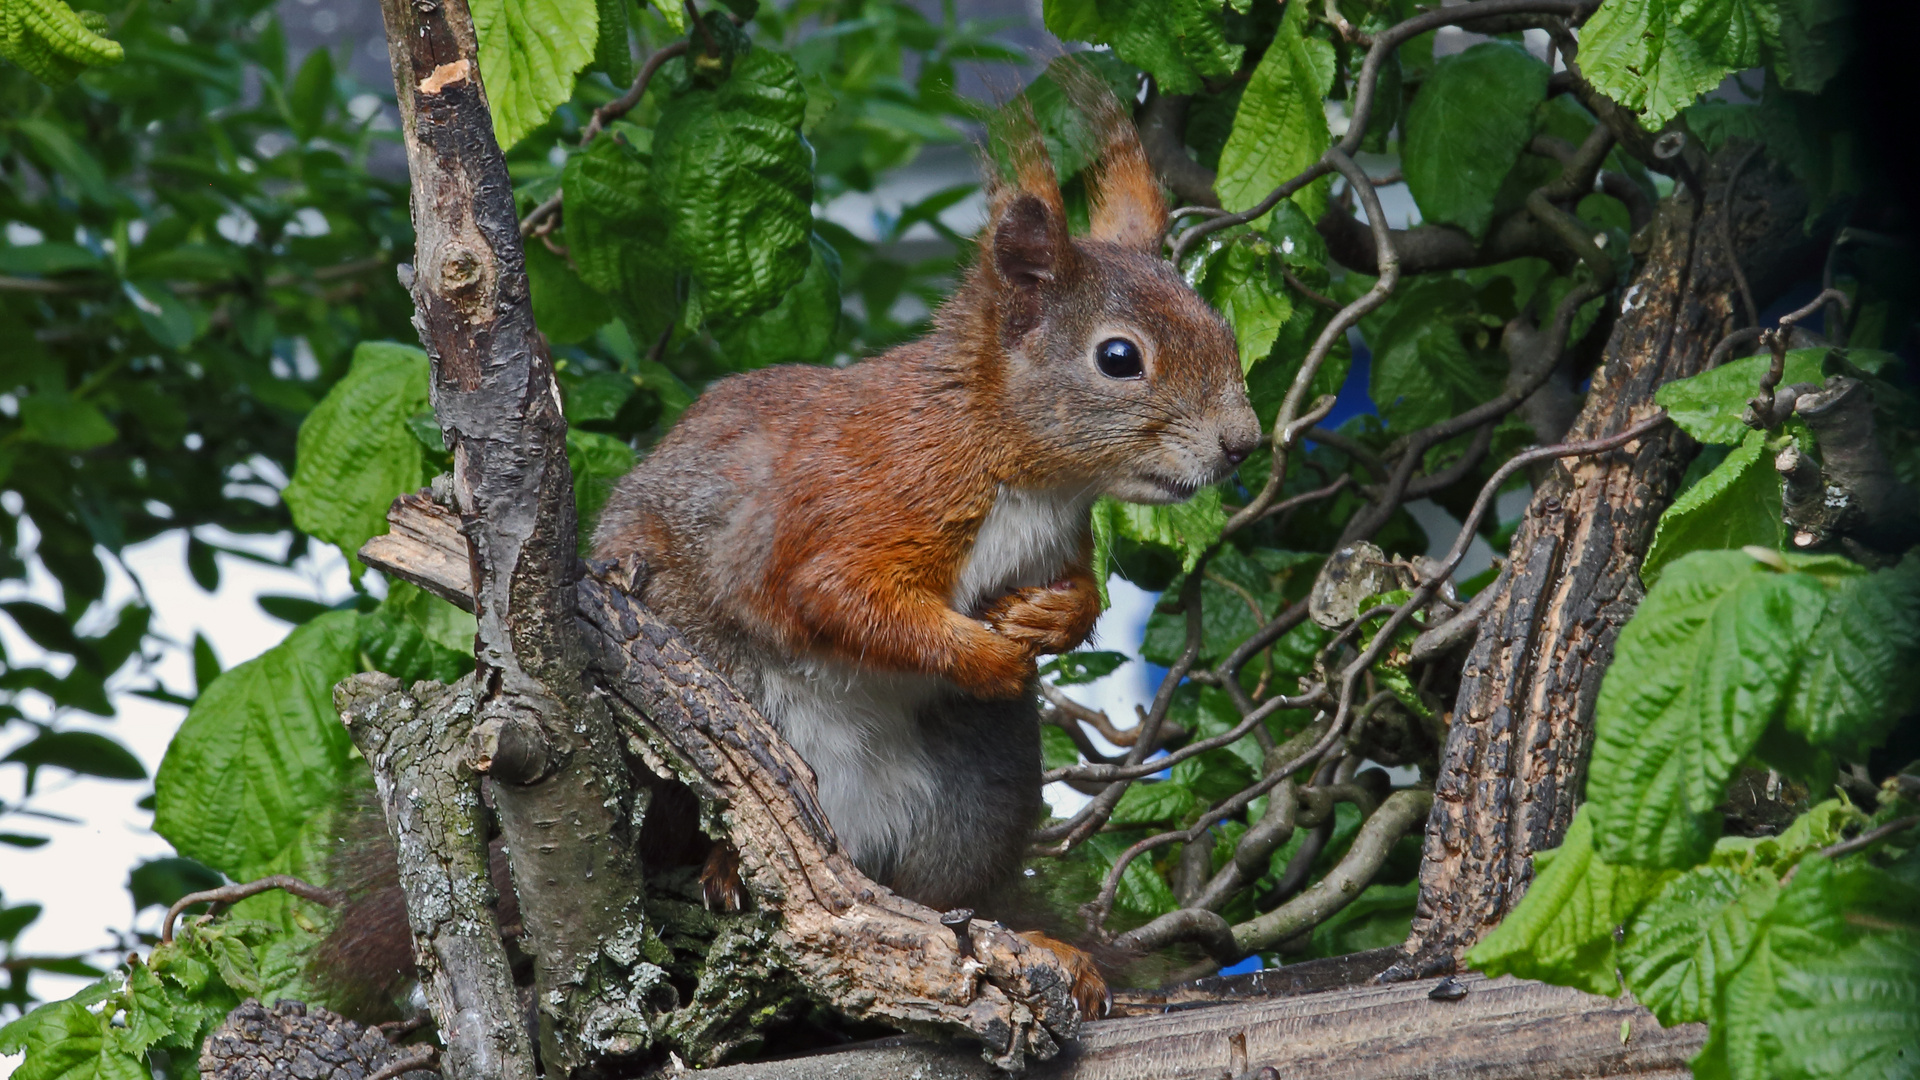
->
[367,1045,438,1080]
[162,875,346,944]
[519,41,690,237]
[1818,815,1918,863]
[1281,265,1340,310]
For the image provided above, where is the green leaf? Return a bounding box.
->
[592,0,633,86]
[471,0,599,150]
[1588,551,1828,868]
[1040,724,1080,771]
[358,584,473,684]
[127,857,225,913]
[0,902,42,942]
[1191,234,1292,372]
[123,281,199,350]
[1655,348,1827,444]
[1402,42,1550,241]
[1215,0,1331,225]
[568,429,637,547]
[1040,650,1128,685]
[654,48,813,321]
[527,238,612,345]
[13,118,115,205]
[1642,430,1782,586]
[711,233,842,368]
[1083,832,1179,919]
[647,0,688,33]
[0,976,147,1080]
[563,135,679,342]
[0,242,101,276]
[19,393,117,451]
[1043,0,1240,97]
[1090,487,1227,604]
[1781,553,1920,759]
[1110,779,1196,825]
[1581,0,1745,127]
[1583,0,1851,128]
[1367,278,1494,431]
[3,730,146,781]
[1775,931,1920,1080]
[0,0,124,86]
[282,342,431,564]
[153,611,360,881]
[1015,54,1142,183]
[1621,864,1779,1026]
[1468,806,1677,996]
[286,46,334,142]
[1311,882,1419,958]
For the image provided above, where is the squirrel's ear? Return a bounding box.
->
[988,189,1066,340]
[1062,64,1166,253]
[1087,128,1166,253]
[992,191,1062,290]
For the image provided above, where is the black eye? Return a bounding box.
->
[1095,337,1144,380]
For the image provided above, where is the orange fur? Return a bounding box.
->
[1017,931,1112,1020]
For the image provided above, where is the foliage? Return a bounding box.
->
[1470,353,1920,1080]
[4,0,1913,1077]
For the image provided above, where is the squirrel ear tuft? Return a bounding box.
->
[1062,65,1166,253]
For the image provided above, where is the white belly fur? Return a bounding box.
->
[759,484,1095,877]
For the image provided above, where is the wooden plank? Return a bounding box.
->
[693,973,1703,1079]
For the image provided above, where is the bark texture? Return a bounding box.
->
[576,567,1083,1067]
[200,999,434,1080]
[1391,150,1817,977]
[335,674,534,1080]
[690,973,1705,1080]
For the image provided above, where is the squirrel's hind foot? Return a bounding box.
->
[1015,930,1111,1021]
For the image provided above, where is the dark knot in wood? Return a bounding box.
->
[439,244,483,295]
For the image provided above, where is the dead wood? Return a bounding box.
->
[687,973,1706,1080]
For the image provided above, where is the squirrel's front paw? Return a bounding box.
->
[980,577,1101,658]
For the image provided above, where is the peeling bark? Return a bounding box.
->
[577,568,1082,1069]
[1391,150,1818,977]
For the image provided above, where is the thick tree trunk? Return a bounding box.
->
[1391,149,1817,977]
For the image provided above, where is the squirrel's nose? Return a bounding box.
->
[1221,428,1261,466]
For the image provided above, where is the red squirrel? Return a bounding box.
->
[589,92,1260,1017]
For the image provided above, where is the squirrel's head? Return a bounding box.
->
[951,78,1261,505]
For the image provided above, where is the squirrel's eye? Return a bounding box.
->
[1095,337,1144,380]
